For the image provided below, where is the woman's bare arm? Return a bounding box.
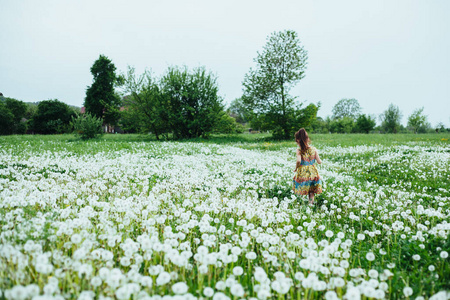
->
[316,150,322,164]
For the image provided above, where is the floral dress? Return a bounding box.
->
[292,146,323,195]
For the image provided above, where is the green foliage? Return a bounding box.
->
[160,66,224,139]
[120,67,166,139]
[435,122,447,133]
[15,122,27,134]
[355,114,376,133]
[407,107,429,133]
[294,103,319,131]
[24,104,37,120]
[242,30,315,139]
[119,106,141,133]
[329,116,355,133]
[120,66,226,139]
[309,117,330,133]
[228,98,250,124]
[332,98,361,120]
[84,54,121,125]
[213,111,245,134]
[71,112,103,140]
[0,102,14,135]
[5,97,27,123]
[0,98,28,134]
[31,99,76,134]
[380,103,402,133]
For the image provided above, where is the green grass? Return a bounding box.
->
[1,132,448,152]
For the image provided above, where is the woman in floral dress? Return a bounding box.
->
[292,128,323,205]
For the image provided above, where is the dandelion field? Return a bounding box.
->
[0,134,449,300]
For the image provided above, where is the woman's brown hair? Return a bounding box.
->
[294,128,310,156]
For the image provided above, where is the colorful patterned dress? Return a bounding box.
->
[292,146,323,195]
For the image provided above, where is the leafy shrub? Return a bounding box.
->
[214,111,244,134]
[15,121,27,134]
[355,114,376,133]
[71,113,103,140]
[32,99,76,134]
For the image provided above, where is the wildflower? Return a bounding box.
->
[212,292,230,300]
[71,234,82,244]
[368,269,378,278]
[403,287,413,297]
[366,252,375,261]
[90,276,102,287]
[344,287,361,300]
[215,281,226,291]
[230,284,245,297]
[294,272,305,281]
[233,266,244,276]
[156,271,171,286]
[203,287,214,297]
[172,282,188,294]
[254,267,267,282]
[325,290,339,300]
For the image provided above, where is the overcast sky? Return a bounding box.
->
[1,0,449,126]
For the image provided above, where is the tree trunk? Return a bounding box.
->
[280,83,289,139]
[151,123,160,140]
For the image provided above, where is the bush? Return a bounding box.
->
[355,114,376,133]
[32,99,76,134]
[329,117,355,133]
[15,121,27,134]
[72,113,103,140]
[214,112,244,134]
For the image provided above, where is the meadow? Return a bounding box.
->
[0,133,449,300]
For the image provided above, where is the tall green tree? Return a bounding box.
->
[380,103,402,133]
[84,55,121,125]
[0,102,14,135]
[160,66,223,139]
[332,98,361,120]
[120,67,166,139]
[407,107,428,133]
[242,30,316,139]
[329,116,355,133]
[5,97,27,123]
[4,97,28,134]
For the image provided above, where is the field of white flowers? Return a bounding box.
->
[0,136,449,300]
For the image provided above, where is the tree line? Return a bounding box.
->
[1,30,447,138]
[306,99,442,134]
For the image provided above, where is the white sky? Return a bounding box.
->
[1,0,449,126]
